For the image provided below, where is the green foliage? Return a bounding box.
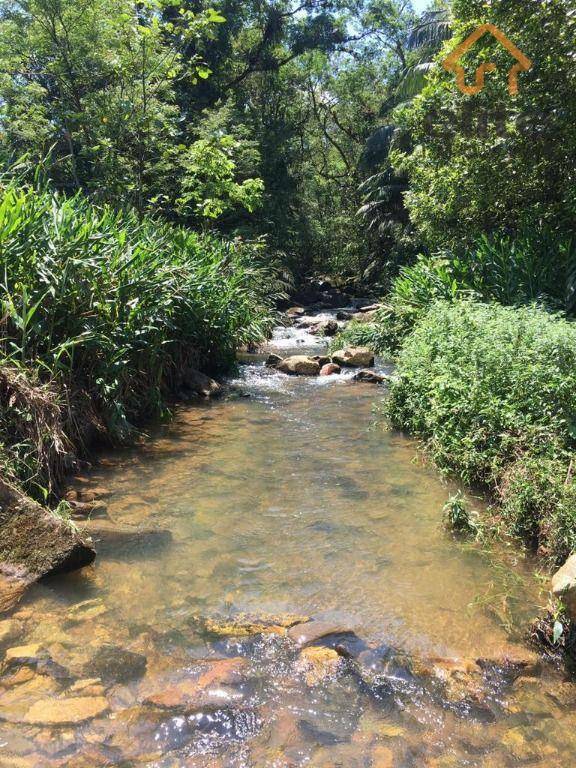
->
[387,300,576,561]
[0,0,432,282]
[395,0,576,250]
[331,305,413,357]
[442,491,479,536]
[176,135,264,220]
[343,222,576,357]
[0,0,223,211]
[0,179,282,450]
[393,226,576,309]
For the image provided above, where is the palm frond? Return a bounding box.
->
[396,62,435,100]
[407,10,451,51]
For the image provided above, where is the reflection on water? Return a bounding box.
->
[0,316,573,767]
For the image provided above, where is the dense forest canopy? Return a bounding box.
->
[0,0,574,286]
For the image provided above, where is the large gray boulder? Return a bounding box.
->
[552,554,576,620]
[265,353,283,368]
[331,347,375,368]
[277,356,321,376]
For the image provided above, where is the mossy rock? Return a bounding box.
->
[0,479,95,584]
[191,612,309,638]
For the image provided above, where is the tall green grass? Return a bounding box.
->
[393,227,575,313]
[0,180,283,495]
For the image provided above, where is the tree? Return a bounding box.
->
[0,0,221,209]
[394,0,576,249]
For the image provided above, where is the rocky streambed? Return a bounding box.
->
[0,606,564,768]
[1,306,575,767]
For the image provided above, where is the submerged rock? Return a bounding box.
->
[2,642,71,683]
[0,618,23,648]
[552,554,576,620]
[23,695,109,725]
[331,348,375,368]
[66,486,111,503]
[66,598,108,625]
[296,646,341,686]
[81,519,172,553]
[370,745,395,768]
[501,726,543,762]
[144,657,247,713]
[277,356,321,376]
[0,479,95,583]
[336,310,354,321]
[69,677,106,696]
[287,619,359,648]
[420,657,499,722]
[88,644,147,684]
[353,370,387,384]
[67,499,109,521]
[476,647,542,681]
[4,643,44,666]
[192,612,309,638]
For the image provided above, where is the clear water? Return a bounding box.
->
[1,314,574,768]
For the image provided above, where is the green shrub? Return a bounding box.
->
[387,300,576,561]
[394,229,575,313]
[331,303,420,357]
[340,226,576,358]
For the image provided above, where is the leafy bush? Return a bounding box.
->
[331,304,417,357]
[0,180,282,495]
[396,229,575,312]
[387,300,576,561]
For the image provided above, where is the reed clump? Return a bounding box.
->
[0,180,282,499]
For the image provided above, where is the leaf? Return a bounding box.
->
[206,8,226,23]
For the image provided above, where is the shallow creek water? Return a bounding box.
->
[1,312,576,767]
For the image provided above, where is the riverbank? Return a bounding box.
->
[0,181,281,588]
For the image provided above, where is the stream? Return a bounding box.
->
[1,310,575,767]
